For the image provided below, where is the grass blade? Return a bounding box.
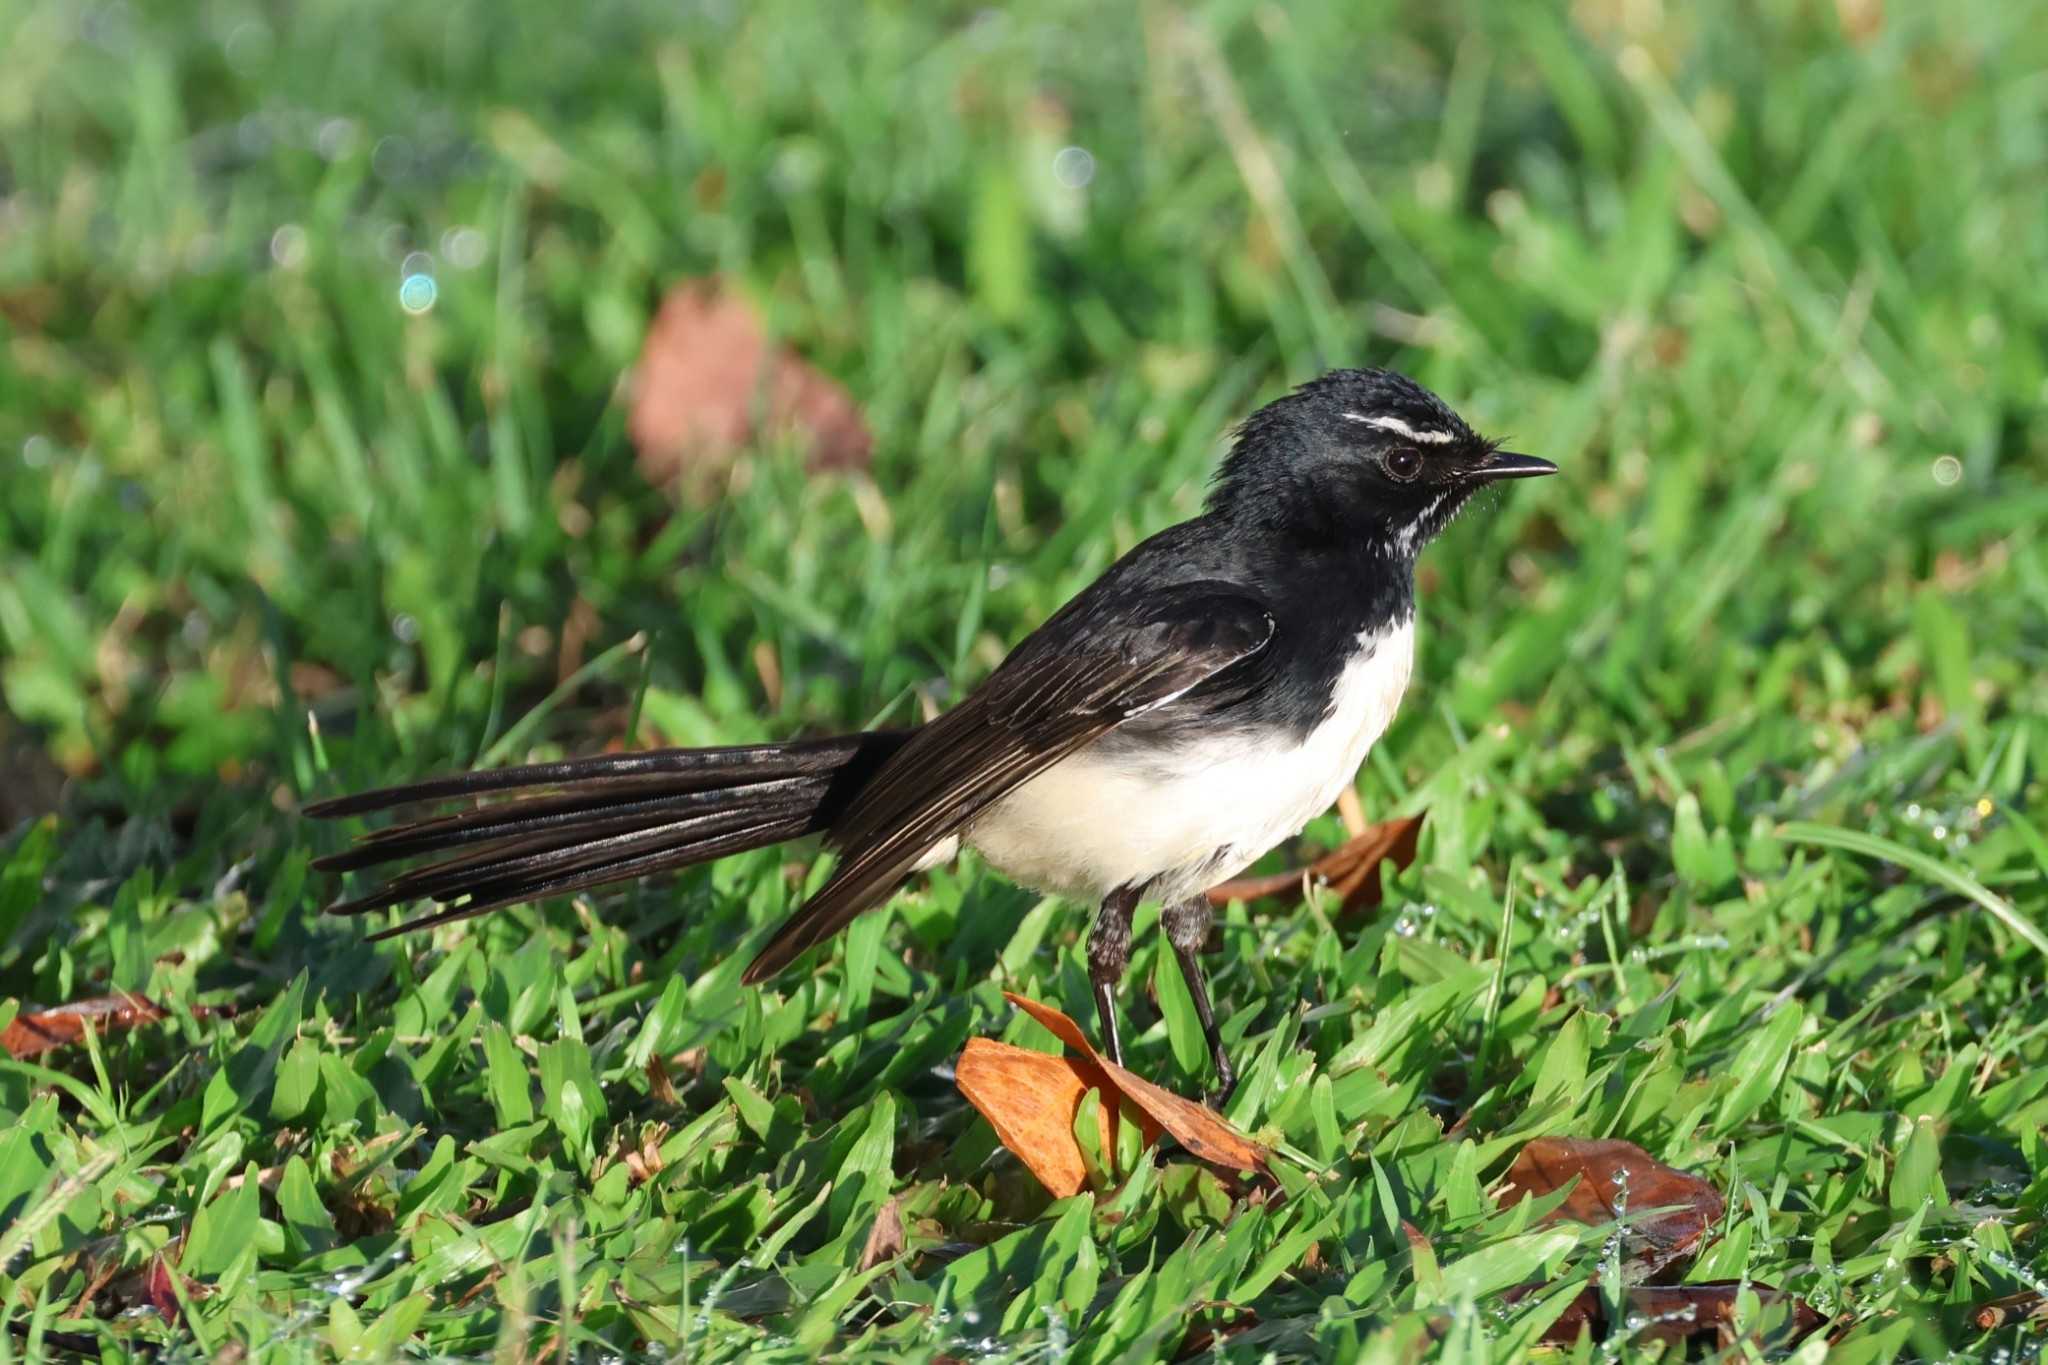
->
[1777,821,2048,960]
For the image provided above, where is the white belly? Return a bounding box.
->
[965,617,1414,904]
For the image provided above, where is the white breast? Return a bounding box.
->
[966,616,1415,905]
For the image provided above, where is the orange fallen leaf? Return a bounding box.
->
[1005,993,1266,1174]
[627,279,871,494]
[955,1038,1118,1199]
[1206,812,1425,915]
[1500,1137,1723,1273]
[953,992,1268,1199]
[2,994,233,1060]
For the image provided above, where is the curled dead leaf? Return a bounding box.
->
[954,992,1269,1200]
[620,1124,669,1186]
[1501,1137,1723,1274]
[1974,1289,2046,1330]
[1206,812,1425,915]
[1005,994,1265,1174]
[628,280,870,495]
[143,1252,206,1327]
[3,993,234,1060]
[955,1038,1120,1199]
[644,1054,679,1107]
[858,1196,906,1271]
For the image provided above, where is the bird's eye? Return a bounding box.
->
[1385,449,1423,482]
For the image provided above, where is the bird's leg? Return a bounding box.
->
[1087,886,1141,1066]
[1162,896,1236,1105]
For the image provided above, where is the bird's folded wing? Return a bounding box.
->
[741,583,1275,982]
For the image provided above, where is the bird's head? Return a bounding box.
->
[1207,368,1554,556]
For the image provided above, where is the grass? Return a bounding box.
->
[3,0,2047,1357]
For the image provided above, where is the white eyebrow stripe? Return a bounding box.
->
[1341,413,1456,444]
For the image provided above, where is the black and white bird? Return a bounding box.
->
[308,369,1553,1099]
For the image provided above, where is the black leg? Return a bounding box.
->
[1162,897,1236,1105]
[1087,886,1139,1066]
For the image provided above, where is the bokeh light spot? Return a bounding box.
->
[1052,145,1095,189]
[269,224,307,269]
[442,227,488,269]
[399,273,437,314]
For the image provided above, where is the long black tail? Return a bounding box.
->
[305,731,913,938]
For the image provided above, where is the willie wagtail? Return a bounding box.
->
[308,369,1554,1100]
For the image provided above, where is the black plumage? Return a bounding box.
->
[308,368,1554,1098]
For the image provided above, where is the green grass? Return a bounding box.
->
[3,0,2048,1358]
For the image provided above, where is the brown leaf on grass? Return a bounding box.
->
[1975,1289,2047,1330]
[1528,1281,1825,1348]
[1500,1137,1723,1274]
[857,1196,906,1271]
[644,1054,679,1107]
[620,1123,670,1186]
[1006,993,1267,1174]
[953,992,1267,1199]
[2,993,233,1059]
[142,1252,207,1327]
[627,280,870,494]
[956,1039,1113,1199]
[1206,812,1425,915]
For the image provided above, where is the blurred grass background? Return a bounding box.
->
[2,0,2047,1358]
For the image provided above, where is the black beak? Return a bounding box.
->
[1472,450,1556,481]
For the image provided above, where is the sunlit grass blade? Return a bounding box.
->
[1777,821,2048,960]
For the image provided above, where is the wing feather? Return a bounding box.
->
[742,584,1273,981]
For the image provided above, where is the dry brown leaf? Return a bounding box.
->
[620,1124,669,1186]
[1400,1219,1434,1262]
[857,1196,906,1271]
[954,1038,1114,1199]
[3,993,233,1060]
[955,992,1274,1200]
[1003,992,1266,1176]
[142,1251,206,1327]
[1975,1289,2047,1331]
[644,1055,679,1107]
[1206,812,1425,915]
[1500,1137,1723,1273]
[628,280,870,493]
[1528,1281,1825,1348]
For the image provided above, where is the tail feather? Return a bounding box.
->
[356,814,818,940]
[313,778,821,873]
[327,795,818,916]
[302,736,880,818]
[308,731,912,938]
